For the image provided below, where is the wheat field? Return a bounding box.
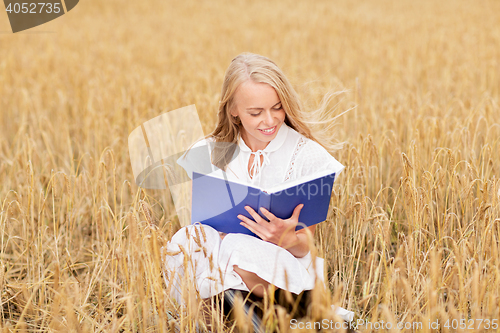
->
[1,0,500,331]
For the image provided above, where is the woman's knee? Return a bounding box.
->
[233,265,270,298]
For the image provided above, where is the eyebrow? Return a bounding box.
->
[246,101,282,111]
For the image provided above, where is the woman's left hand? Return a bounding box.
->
[237,204,304,248]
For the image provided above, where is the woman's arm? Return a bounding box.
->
[281,225,316,258]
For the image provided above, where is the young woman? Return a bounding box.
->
[162,53,349,320]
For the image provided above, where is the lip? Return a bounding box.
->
[258,126,277,135]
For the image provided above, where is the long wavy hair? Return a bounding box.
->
[209,52,344,171]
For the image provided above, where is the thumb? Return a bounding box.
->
[292,204,304,219]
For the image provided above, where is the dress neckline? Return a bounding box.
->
[236,123,289,183]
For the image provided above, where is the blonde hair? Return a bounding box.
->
[209,52,342,170]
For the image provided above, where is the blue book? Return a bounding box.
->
[191,171,337,237]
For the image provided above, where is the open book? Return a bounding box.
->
[191,170,337,236]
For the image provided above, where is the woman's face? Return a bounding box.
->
[231,80,286,152]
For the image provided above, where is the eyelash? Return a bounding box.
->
[250,106,282,117]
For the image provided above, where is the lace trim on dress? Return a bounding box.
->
[284,137,308,182]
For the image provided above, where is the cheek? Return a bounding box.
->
[278,110,286,121]
[240,116,258,129]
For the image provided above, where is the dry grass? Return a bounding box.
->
[1,0,500,331]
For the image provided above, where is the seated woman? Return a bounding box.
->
[162,52,352,324]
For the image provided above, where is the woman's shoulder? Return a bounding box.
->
[287,130,345,176]
[181,136,217,158]
[177,136,217,179]
[189,136,215,148]
[285,126,326,157]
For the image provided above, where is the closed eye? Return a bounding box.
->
[250,112,262,117]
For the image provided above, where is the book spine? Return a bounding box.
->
[258,192,272,221]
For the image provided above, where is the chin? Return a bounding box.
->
[256,131,278,141]
[256,123,281,137]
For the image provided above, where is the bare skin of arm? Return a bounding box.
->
[283,224,316,258]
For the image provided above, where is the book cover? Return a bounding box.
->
[191,171,337,237]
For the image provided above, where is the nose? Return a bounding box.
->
[262,110,273,127]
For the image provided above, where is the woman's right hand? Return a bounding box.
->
[237,204,314,257]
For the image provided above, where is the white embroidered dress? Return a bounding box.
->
[162,123,344,304]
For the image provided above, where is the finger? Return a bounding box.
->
[237,213,257,225]
[244,206,266,225]
[259,207,277,221]
[239,220,266,240]
[237,213,266,233]
[292,204,304,219]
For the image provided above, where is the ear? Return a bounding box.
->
[229,102,239,118]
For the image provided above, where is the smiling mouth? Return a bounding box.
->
[258,126,277,134]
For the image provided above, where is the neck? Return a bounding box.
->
[240,131,269,152]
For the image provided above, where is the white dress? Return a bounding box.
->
[162,123,345,306]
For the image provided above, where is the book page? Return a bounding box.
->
[264,169,337,194]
